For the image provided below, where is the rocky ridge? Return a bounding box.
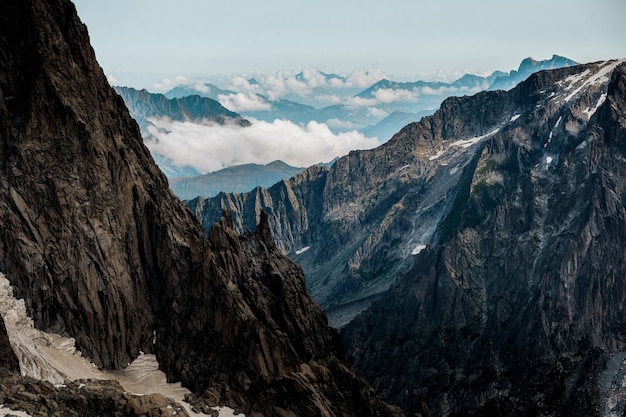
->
[341,59,626,416]
[0,0,402,416]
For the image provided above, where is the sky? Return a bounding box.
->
[73,0,626,90]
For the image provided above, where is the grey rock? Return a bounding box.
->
[341,60,626,416]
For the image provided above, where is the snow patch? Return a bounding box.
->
[411,244,426,255]
[0,273,239,417]
[564,60,625,103]
[554,116,563,129]
[451,128,500,149]
[509,114,521,123]
[428,148,445,161]
[295,246,310,255]
[582,93,608,119]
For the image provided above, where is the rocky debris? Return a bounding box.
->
[341,60,626,416]
[0,0,402,416]
[0,370,191,417]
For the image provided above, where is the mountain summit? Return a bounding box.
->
[0,0,402,416]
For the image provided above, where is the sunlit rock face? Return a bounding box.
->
[0,1,403,416]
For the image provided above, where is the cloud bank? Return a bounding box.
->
[217,93,272,112]
[146,117,379,174]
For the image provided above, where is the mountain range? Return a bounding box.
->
[115,55,577,201]
[3,1,625,417]
[170,160,305,200]
[162,55,577,142]
[113,86,250,178]
[192,58,626,416]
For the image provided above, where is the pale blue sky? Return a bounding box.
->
[73,0,626,89]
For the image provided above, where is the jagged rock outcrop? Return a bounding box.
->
[341,60,626,416]
[0,0,402,416]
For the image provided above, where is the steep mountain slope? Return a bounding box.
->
[170,160,305,200]
[341,60,626,416]
[0,1,402,416]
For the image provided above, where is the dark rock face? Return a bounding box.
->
[0,374,190,417]
[341,61,626,416]
[0,317,19,373]
[0,0,402,416]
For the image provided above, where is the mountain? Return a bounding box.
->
[170,160,306,200]
[114,86,250,177]
[341,59,626,416]
[488,54,578,90]
[164,82,235,100]
[0,1,403,416]
[192,59,626,415]
[361,110,434,143]
[160,57,576,144]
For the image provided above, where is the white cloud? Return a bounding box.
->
[217,93,272,112]
[345,96,378,108]
[367,107,389,118]
[229,76,263,94]
[190,82,213,95]
[224,68,388,105]
[373,88,420,103]
[345,69,388,88]
[326,118,361,130]
[146,118,379,173]
[152,76,190,93]
[315,94,343,105]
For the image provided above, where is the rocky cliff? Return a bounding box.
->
[341,60,626,416]
[0,1,402,416]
